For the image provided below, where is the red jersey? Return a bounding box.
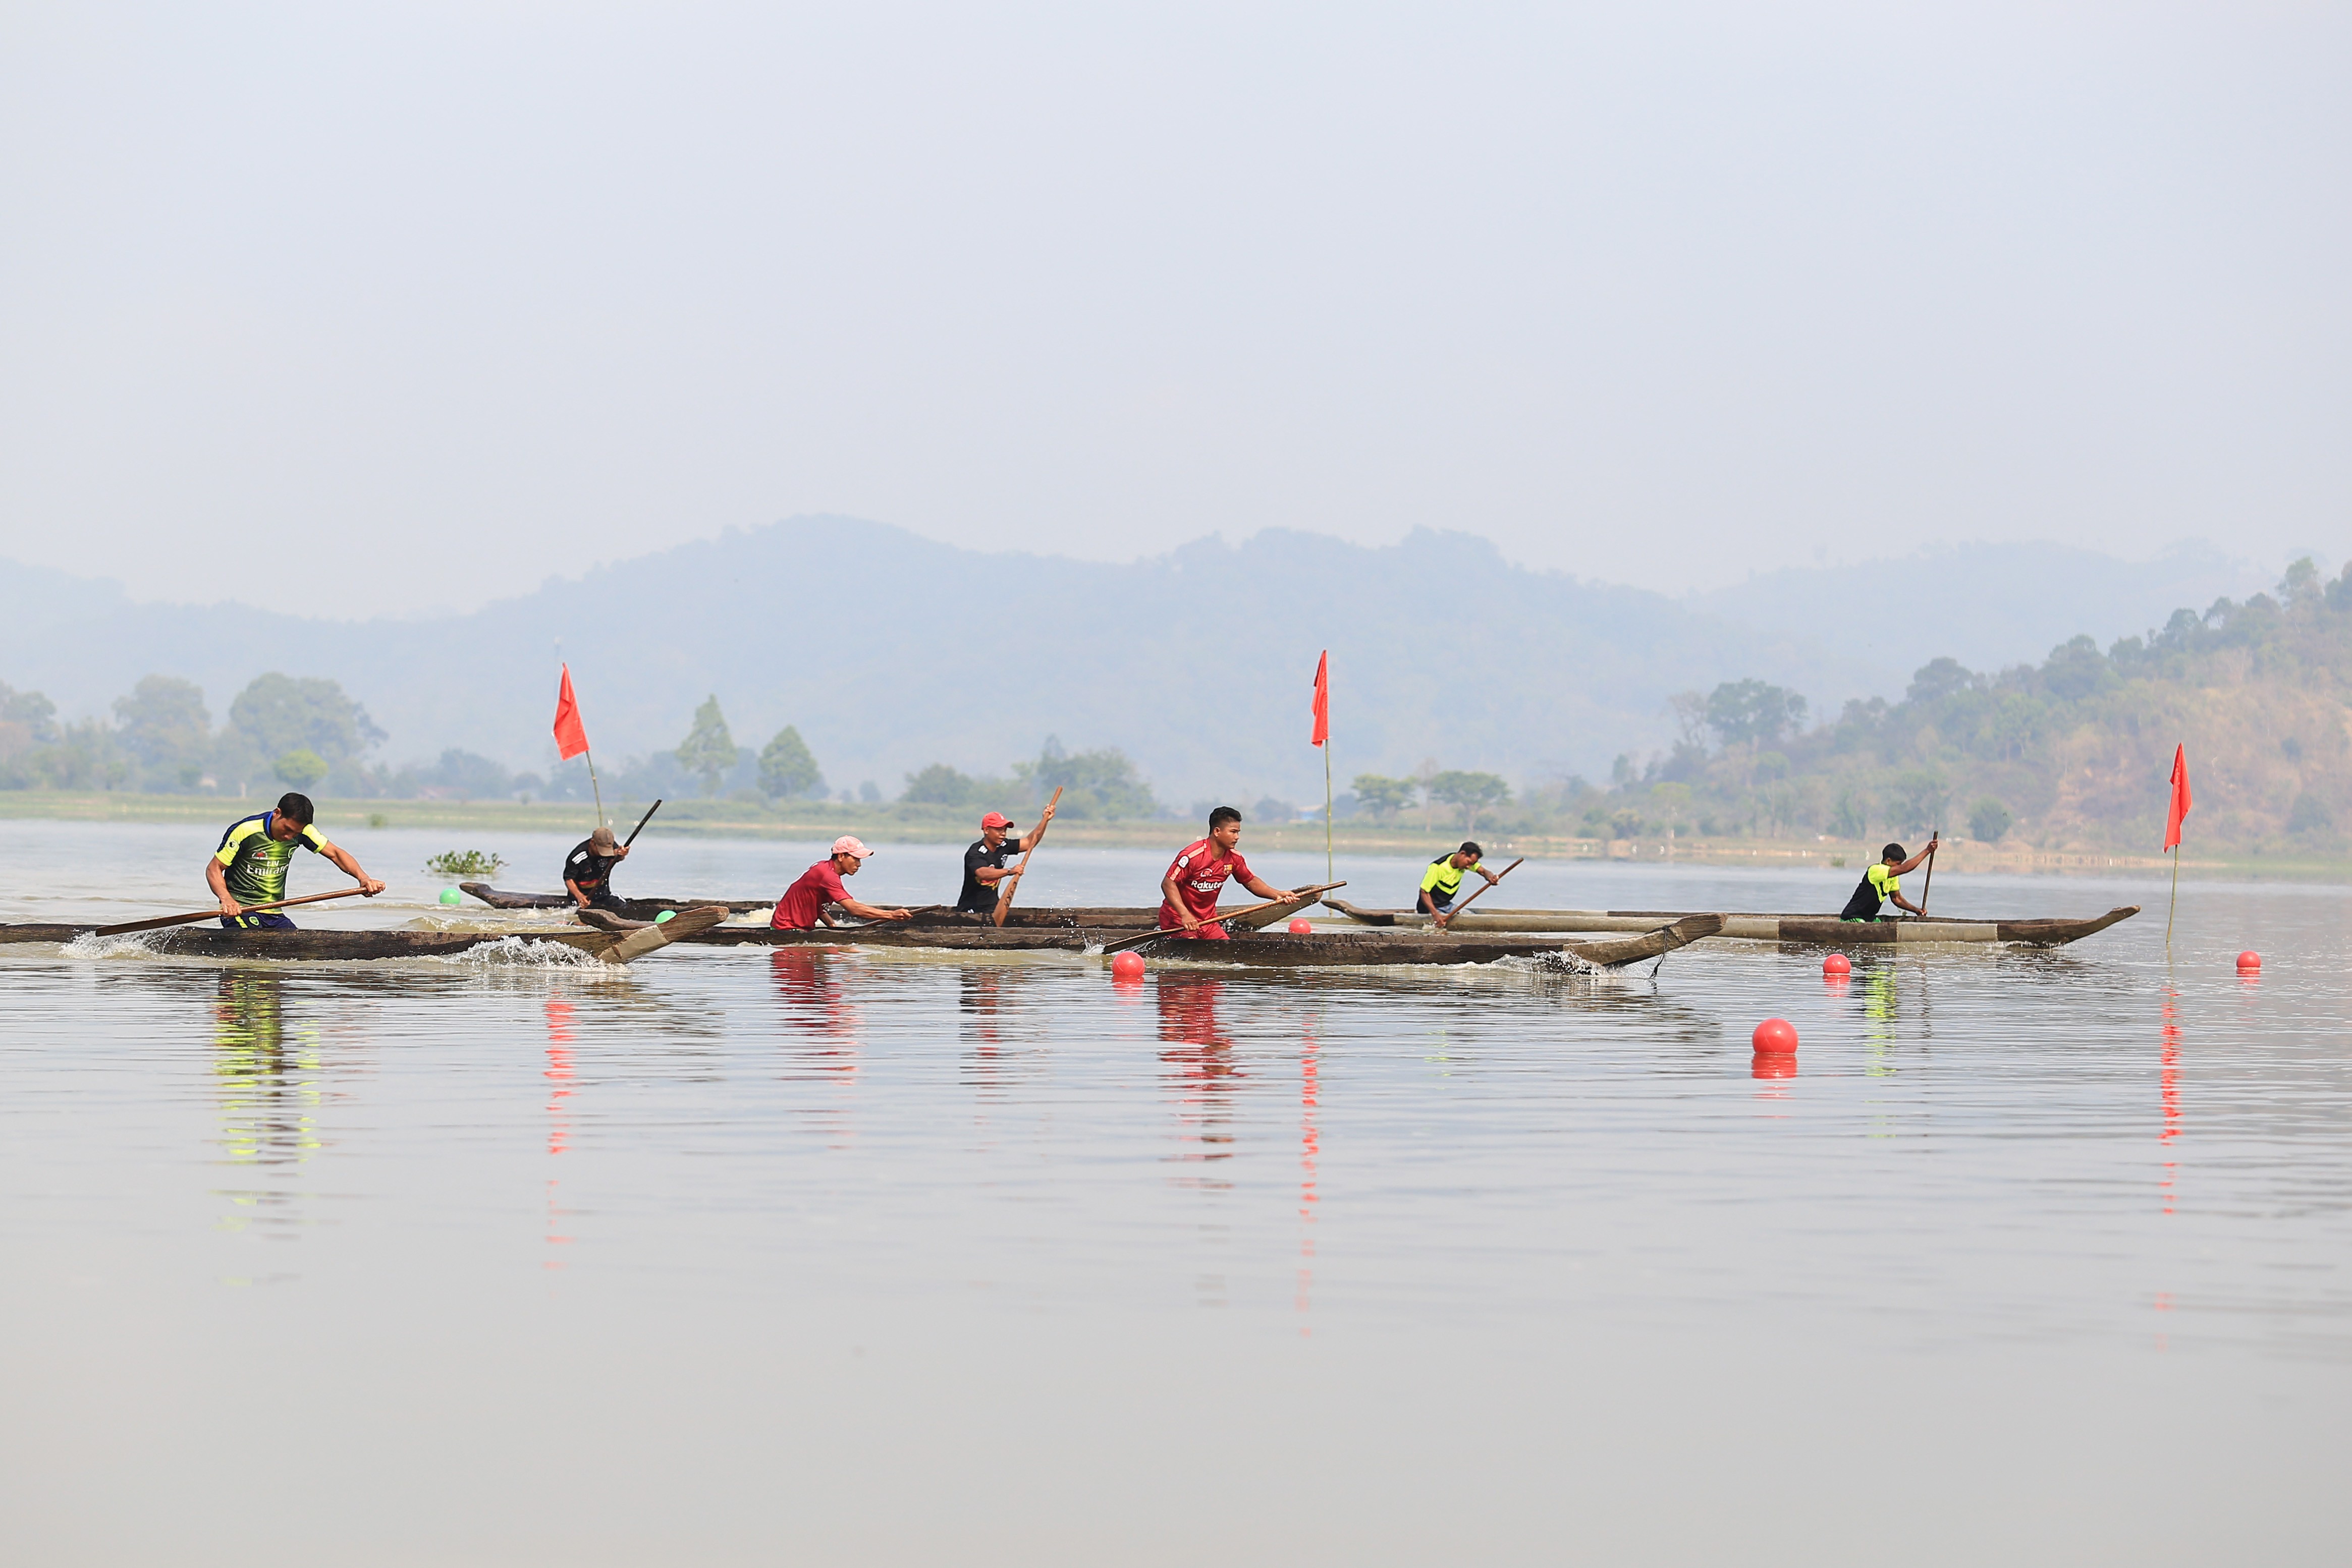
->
[1159,838,1252,933]
[772,859,849,930]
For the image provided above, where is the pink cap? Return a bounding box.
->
[980,811,1014,830]
[831,835,873,859]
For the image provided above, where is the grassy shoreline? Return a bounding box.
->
[2,790,2335,880]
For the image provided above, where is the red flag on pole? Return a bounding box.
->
[553,665,591,761]
[1310,651,1330,747]
[2164,744,2192,849]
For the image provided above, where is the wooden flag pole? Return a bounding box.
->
[1323,741,1334,887]
[2166,846,2180,947]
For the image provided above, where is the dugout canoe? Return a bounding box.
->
[0,913,1718,969]
[1321,898,2140,947]
[460,883,772,917]
[0,905,732,965]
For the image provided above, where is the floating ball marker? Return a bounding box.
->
[654,909,675,925]
[438,887,461,906]
[1751,1018,1799,1055]
[1822,952,1850,976]
[1110,950,1147,979]
[2236,950,2261,973]
[1287,918,1315,935]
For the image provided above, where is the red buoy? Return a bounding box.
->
[1111,950,1147,979]
[1822,952,1851,976]
[1288,918,1314,935]
[1752,1018,1799,1055]
[2236,950,2262,973]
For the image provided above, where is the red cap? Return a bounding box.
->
[980,812,1014,830]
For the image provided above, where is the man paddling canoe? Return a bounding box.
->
[209,793,385,928]
[1839,837,1939,921]
[1418,841,1502,929]
[1157,806,1311,940]
[564,826,629,913]
[771,836,914,931]
[955,803,1058,917]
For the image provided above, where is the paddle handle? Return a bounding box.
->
[1106,882,1347,954]
[1918,828,1938,916]
[993,787,1061,929]
[1434,856,1523,923]
[95,884,372,937]
[623,798,663,847]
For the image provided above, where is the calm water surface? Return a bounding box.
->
[3,822,2348,1563]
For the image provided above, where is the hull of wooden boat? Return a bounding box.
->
[460,883,772,916]
[1321,899,2140,947]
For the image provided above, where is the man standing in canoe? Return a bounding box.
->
[771,836,915,931]
[1157,806,1311,940]
[1417,841,1503,929]
[564,826,629,913]
[1839,837,1938,921]
[954,801,1059,917]
[208,792,385,928]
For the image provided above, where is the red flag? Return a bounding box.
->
[553,664,591,761]
[1310,651,1330,747]
[2164,744,2192,849]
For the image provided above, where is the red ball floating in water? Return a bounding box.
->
[1752,1018,1799,1055]
[1287,918,1315,935]
[2236,950,2262,973]
[1110,950,1147,980]
[1822,952,1851,976]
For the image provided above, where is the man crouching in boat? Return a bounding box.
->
[1157,806,1310,940]
[1418,841,1502,929]
[1839,837,1938,921]
[771,836,915,930]
[565,826,629,913]
[209,792,385,928]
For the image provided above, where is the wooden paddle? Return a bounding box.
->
[95,885,371,937]
[623,799,663,847]
[1101,883,1347,955]
[1431,856,1524,927]
[1916,828,1939,917]
[992,788,1062,929]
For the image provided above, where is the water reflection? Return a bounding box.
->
[771,948,859,1146]
[1157,973,1240,1177]
[1298,1011,1321,1335]
[210,969,323,1248]
[544,997,577,1267]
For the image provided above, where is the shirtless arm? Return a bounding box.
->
[837,896,912,923]
[1160,873,1202,932]
[207,858,242,918]
[320,842,386,895]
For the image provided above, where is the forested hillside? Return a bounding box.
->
[1574,558,2352,854]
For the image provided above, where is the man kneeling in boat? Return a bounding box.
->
[209,792,385,929]
[955,801,1058,918]
[1157,806,1310,940]
[564,826,632,913]
[771,836,914,931]
[1839,837,1938,921]
[1418,841,1502,929]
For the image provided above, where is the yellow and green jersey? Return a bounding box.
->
[215,811,327,906]
[1839,862,1900,921]
[1420,854,1478,901]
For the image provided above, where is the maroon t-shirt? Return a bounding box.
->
[1158,838,1252,934]
[772,859,849,930]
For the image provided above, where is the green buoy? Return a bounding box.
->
[439,887,461,905]
[654,909,675,924]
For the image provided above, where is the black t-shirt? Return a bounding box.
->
[957,837,1020,912]
[566,838,622,891]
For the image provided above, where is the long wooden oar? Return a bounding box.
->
[1432,856,1524,927]
[1916,828,1939,917]
[623,798,663,847]
[96,885,371,937]
[1102,883,1347,955]
[993,787,1061,929]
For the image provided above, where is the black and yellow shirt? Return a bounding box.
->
[215,812,327,906]
[1839,863,1899,921]
[1419,854,1478,902]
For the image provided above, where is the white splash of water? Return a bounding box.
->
[442,936,608,970]
[59,931,166,961]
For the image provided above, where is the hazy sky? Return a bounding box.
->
[3,2,2345,617]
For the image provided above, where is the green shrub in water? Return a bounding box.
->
[424,849,505,879]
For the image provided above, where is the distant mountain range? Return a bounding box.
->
[0,519,2278,805]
